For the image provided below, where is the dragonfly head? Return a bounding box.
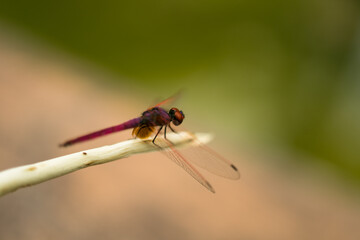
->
[169,108,185,126]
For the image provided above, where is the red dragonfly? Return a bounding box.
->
[60,96,240,192]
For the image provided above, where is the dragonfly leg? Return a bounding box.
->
[169,124,177,133]
[152,126,163,145]
[162,125,176,146]
[162,126,176,146]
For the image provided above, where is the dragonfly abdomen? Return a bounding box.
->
[60,117,141,147]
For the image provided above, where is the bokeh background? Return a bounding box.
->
[0,1,359,239]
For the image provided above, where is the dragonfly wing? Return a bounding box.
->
[182,144,240,180]
[149,91,182,109]
[173,132,240,179]
[156,138,215,193]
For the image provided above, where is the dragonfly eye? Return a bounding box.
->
[169,108,175,117]
[172,109,185,126]
[180,111,184,118]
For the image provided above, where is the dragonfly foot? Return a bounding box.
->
[169,124,177,133]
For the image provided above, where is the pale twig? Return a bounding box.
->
[0,132,213,197]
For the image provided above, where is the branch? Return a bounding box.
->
[0,132,213,197]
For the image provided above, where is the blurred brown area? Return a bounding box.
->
[0,31,359,240]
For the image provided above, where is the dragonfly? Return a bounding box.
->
[60,95,240,192]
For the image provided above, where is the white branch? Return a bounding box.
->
[0,132,213,197]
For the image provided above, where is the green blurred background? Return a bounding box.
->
[1,1,360,240]
[0,0,359,181]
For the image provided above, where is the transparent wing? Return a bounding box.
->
[182,143,240,180]
[169,131,240,179]
[148,91,183,110]
[155,138,215,193]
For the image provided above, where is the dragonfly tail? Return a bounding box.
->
[60,117,141,147]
